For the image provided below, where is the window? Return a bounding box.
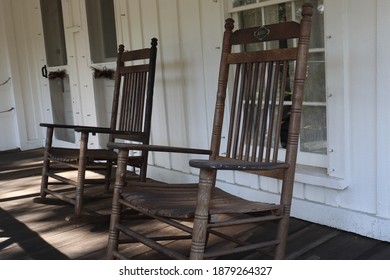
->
[40,0,67,67]
[230,0,327,168]
[86,0,118,64]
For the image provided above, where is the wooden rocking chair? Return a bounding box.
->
[106,3,313,260]
[35,39,158,221]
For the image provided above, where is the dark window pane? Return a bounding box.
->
[86,0,117,63]
[40,0,67,67]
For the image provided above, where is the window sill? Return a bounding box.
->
[295,165,349,190]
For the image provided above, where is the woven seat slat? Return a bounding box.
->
[121,184,279,219]
[48,148,118,163]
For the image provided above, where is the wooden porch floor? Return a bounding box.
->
[1,149,390,260]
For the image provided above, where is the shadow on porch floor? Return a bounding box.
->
[1,149,389,260]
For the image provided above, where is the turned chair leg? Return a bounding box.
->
[107,149,127,259]
[190,169,214,260]
[274,207,291,259]
[74,132,88,217]
[104,162,113,193]
[40,158,49,198]
[40,127,54,198]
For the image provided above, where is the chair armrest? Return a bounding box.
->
[75,126,115,134]
[75,127,145,141]
[40,123,82,129]
[107,142,212,155]
[40,123,111,133]
[189,158,290,171]
[41,123,146,141]
[41,123,115,135]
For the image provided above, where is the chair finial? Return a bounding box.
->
[302,3,313,17]
[151,38,158,47]
[225,18,234,32]
[118,44,125,54]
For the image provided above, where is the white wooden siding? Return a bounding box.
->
[0,0,43,150]
[376,0,390,220]
[0,2,19,151]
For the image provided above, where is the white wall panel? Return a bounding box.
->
[337,0,377,215]
[376,0,390,219]
[0,3,19,151]
[5,0,43,150]
[155,0,188,172]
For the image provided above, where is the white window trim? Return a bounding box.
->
[323,0,349,182]
[229,0,295,13]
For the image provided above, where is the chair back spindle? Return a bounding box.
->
[110,40,157,143]
[212,17,311,175]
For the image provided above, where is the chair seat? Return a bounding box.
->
[48,147,118,164]
[120,183,281,219]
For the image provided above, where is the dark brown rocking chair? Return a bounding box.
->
[35,39,158,221]
[106,3,312,260]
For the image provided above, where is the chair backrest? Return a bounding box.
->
[211,5,312,180]
[109,39,158,144]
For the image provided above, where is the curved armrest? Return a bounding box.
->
[107,142,211,155]
[189,158,290,171]
[39,123,113,134]
[41,123,146,141]
[76,128,145,141]
[40,123,81,129]
[40,123,111,133]
[74,126,111,134]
